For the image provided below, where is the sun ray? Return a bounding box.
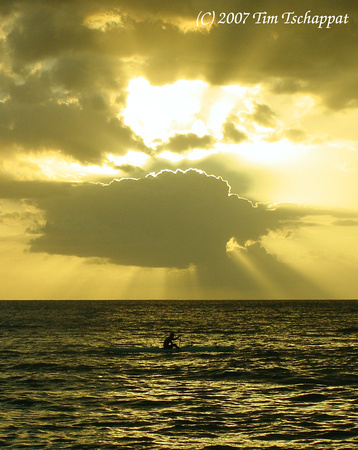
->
[226,239,280,297]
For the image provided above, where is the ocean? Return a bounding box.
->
[1,300,357,449]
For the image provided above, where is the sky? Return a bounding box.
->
[0,0,358,300]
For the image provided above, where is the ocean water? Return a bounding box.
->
[1,300,358,449]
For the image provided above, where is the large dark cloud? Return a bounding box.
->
[27,169,332,295]
[29,170,264,267]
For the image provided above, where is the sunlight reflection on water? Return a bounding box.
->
[1,300,358,448]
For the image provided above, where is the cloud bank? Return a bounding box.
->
[1,0,357,166]
[28,169,328,295]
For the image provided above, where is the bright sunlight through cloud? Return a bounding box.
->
[122,78,207,145]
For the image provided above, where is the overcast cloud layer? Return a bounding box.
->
[1,0,357,166]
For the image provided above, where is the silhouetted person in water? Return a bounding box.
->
[163,332,181,349]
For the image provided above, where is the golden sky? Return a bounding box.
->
[1,0,357,299]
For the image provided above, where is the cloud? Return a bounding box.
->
[28,169,330,295]
[283,127,308,143]
[265,127,308,144]
[222,121,248,144]
[1,0,357,169]
[250,103,277,128]
[30,170,265,268]
[126,1,358,109]
[3,1,357,93]
[156,133,215,154]
[0,98,148,163]
[0,1,148,164]
[5,3,93,68]
[118,152,253,198]
[31,171,251,261]
[332,219,358,227]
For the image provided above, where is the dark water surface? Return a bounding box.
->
[1,300,358,449]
